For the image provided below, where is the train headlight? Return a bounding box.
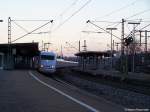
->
[51,65,55,68]
[41,65,44,68]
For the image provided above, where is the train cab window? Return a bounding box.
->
[41,55,55,60]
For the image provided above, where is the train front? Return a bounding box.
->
[39,51,56,74]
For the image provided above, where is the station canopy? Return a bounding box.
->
[0,42,39,56]
[75,51,110,57]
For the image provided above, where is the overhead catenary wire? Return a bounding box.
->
[53,0,92,32]
[87,20,121,40]
[88,0,140,35]
[11,20,52,22]
[126,8,150,19]
[104,22,120,28]
[58,0,79,26]
[59,0,79,17]
[91,0,147,34]
[12,21,29,33]
[125,19,142,38]
[137,20,150,23]
[94,0,139,20]
[13,21,51,35]
[91,20,120,23]
[138,23,150,31]
[65,42,78,51]
[11,20,53,43]
[126,22,131,32]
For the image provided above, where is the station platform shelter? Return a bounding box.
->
[75,51,110,71]
[0,42,39,69]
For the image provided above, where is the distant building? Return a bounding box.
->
[0,42,39,69]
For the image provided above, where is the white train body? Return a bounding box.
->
[38,51,56,73]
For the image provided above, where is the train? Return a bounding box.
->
[35,51,57,74]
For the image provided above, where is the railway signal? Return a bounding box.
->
[124,36,133,46]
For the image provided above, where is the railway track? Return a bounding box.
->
[39,69,150,108]
[39,66,150,97]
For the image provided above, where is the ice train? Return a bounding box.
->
[37,51,57,74]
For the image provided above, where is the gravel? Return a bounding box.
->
[60,73,150,109]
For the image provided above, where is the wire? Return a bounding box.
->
[126,8,150,19]
[12,21,29,33]
[91,20,120,23]
[140,21,150,23]
[12,20,52,21]
[95,0,139,19]
[82,31,104,34]
[87,20,121,40]
[113,22,121,28]
[58,0,79,26]
[104,22,120,29]
[126,19,150,23]
[65,42,78,51]
[12,19,52,36]
[126,23,131,32]
[11,20,53,43]
[125,19,142,38]
[53,0,92,31]
[139,23,150,31]
[59,0,79,17]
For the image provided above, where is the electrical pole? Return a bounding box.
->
[121,19,125,55]
[61,45,63,59]
[138,30,150,48]
[8,17,11,44]
[128,22,140,72]
[44,42,51,51]
[145,30,148,53]
[139,30,142,46]
[115,42,120,52]
[82,40,87,52]
[121,19,125,74]
[106,28,117,69]
[79,40,80,52]
[8,17,12,69]
[113,40,115,52]
[42,40,44,51]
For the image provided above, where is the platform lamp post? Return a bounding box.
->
[106,28,117,69]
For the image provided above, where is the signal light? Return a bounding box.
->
[124,36,133,46]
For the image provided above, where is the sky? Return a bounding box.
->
[0,0,150,56]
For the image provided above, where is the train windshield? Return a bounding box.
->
[41,55,55,60]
